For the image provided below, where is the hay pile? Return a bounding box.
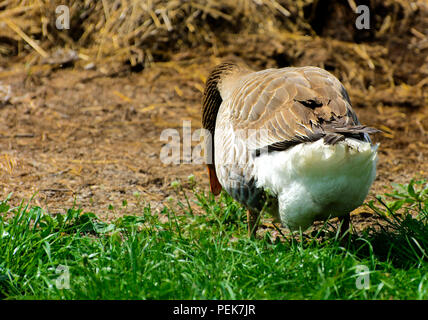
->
[1,0,427,107]
[0,0,303,64]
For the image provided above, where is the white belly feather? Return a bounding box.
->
[254,138,378,230]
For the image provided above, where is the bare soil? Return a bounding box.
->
[0,55,427,233]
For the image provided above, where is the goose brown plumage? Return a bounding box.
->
[202,62,379,237]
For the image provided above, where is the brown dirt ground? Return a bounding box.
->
[0,55,427,235]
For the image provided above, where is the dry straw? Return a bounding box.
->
[0,0,427,107]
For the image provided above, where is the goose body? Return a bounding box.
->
[202,63,378,234]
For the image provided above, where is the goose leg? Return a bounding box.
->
[339,214,351,243]
[247,209,259,237]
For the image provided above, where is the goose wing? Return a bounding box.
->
[223,66,375,153]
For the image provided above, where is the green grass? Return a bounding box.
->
[0,179,427,300]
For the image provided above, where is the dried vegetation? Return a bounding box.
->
[1,0,427,107]
[0,0,427,215]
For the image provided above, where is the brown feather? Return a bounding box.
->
[202,63,379,199]
[214,66,378,152]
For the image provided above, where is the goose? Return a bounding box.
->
[202,62,379,237]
